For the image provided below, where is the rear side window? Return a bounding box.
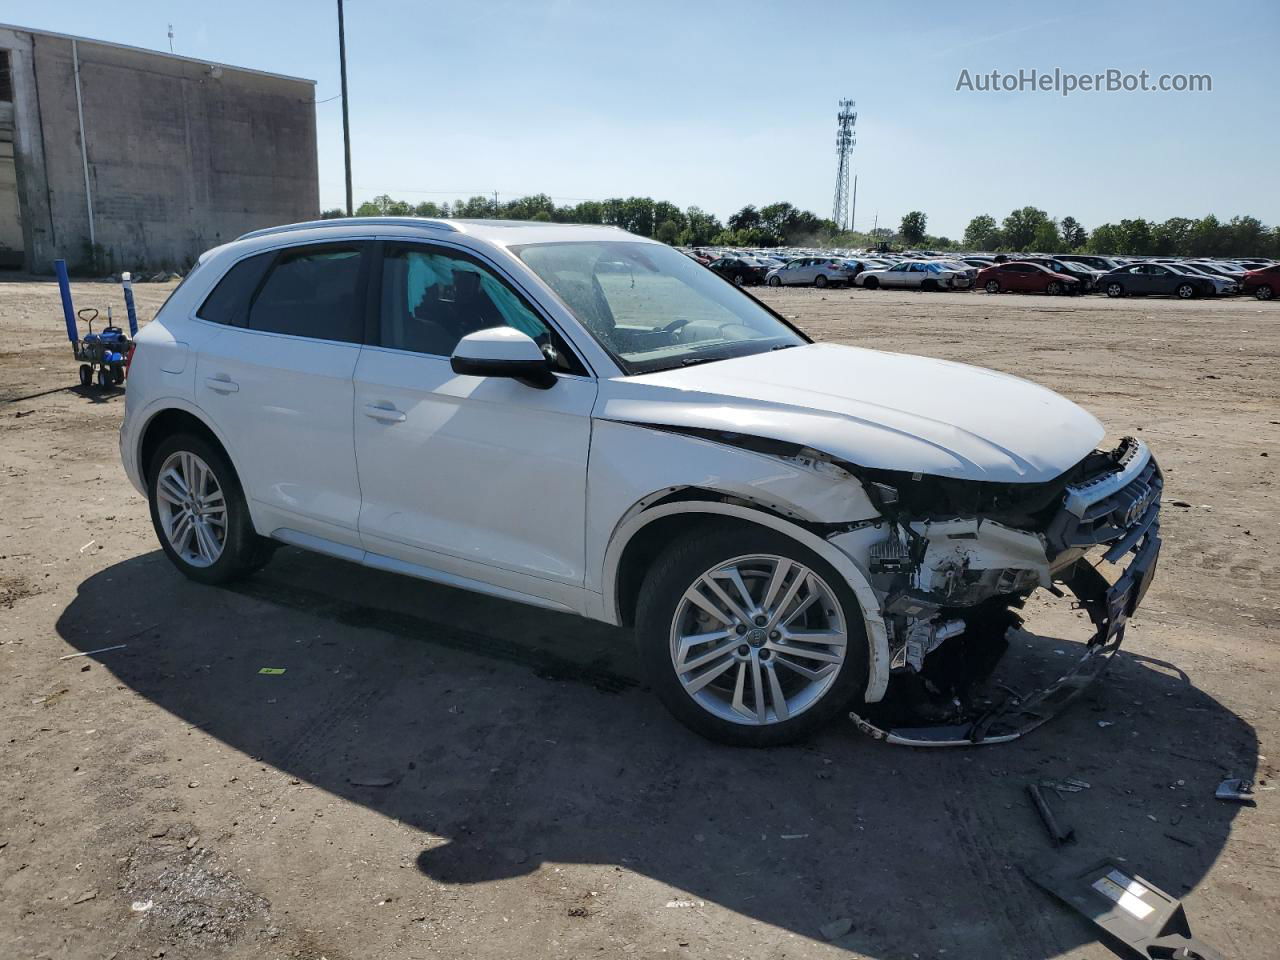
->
[248,246,366,343]
[197,253,273,327]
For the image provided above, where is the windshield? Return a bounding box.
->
[512,241,807,374]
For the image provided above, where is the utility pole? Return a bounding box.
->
[167,24,173,53]
[493,190,499,215]
[337,0,353,216]
[850,174,857,235]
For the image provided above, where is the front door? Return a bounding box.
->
[352,241,597,600]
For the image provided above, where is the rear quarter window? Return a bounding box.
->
[197,253,275,327]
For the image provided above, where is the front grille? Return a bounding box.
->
[1046,445,1162,556]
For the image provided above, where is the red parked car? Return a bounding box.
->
[977,260,1081,295]
[1242,264,1280,301]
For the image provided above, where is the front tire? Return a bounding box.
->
[1106,282,1124,298]
[814,274,828,288]
[636,525,869,747]
[862,276,879,290]
[147,433,273,585]
[984,280,1000,294]
[1046,280,1063,296]
[767,276,781,287]
[1256,284,1274,301]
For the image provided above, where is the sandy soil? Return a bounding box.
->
[1,277,1277,960]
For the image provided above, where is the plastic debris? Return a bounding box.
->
[1214,778,1255,803]
[258,667,286,675]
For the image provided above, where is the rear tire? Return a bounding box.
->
[1176,283,1196,299]
[635,524,869,747]
[147,432,274,585]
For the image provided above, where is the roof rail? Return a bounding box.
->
[236,217,458,241]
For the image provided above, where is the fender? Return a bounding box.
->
[125,397,252,513]
[596,499,892,703]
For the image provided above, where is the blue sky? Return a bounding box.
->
[10,0,1279,237]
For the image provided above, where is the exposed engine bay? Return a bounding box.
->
[847,436,1163,745]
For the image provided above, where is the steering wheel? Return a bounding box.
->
[661,317,692,335]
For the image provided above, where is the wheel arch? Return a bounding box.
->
[602,496,891,702]
[136,402,244,495]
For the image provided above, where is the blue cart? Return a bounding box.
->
[56,259,139,389]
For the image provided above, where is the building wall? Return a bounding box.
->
[0,27,318,273]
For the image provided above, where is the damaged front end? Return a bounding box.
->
[847,436,1163,746]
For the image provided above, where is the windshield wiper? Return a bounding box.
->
[770,343,799,351]
[679,355,723,367]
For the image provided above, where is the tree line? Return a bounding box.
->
[322,195,1280,258]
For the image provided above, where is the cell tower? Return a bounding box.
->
[832,99,857,231]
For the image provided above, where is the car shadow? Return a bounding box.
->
[56,548,1256,958]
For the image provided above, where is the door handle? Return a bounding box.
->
[364,402,406,423]
[205,375,239,394]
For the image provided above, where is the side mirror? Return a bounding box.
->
[450,327,555,389]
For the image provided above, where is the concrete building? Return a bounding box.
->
[0,24,319,274]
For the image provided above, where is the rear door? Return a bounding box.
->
[352,241,596,600]
[193,242,370,546]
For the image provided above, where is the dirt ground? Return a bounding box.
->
[1,276,1277,960]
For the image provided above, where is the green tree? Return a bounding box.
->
[320,208,347,219]
[963,214,1001,250]
[654,220,680,245]
[679,206,723,246]
[1059,216,1087,250]
[899,211,928,245]
[1116,219,1153,254]
[1087,223,1123,254]
[1151,217,1192,256]
[728,205,762,232]
[1001,206,1051,250]
[1031,220,1061,252]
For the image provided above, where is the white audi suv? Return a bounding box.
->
[120,218,1161,746]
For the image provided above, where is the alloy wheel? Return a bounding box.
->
[155,450,227,568]
[669,554,847,726]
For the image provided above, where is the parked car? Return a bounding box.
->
[765,257,853,288]
[1098,263,1219,299]
[854,260,971,290]
[117,218,1162,746]
[1058,254,1124,273]
[1167,263,1238,295]
[708,256,767,286]
[1243,263,1280,300]
[1018,257,1103,292]
[976,261,1080,295]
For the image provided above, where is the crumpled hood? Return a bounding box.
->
[598,343,1105,483]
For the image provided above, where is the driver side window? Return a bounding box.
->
[378,245,582,373]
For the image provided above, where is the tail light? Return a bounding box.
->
[124,344,137,380]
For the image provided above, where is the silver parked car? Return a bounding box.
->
[765,257,853,288]
[854,260,971,291]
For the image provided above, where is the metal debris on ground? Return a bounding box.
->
[1031,857,1224,960]
[1028,783,1075,846]
[1214,778,1255,803]
[1040,777,1091,793]
[59,643,127,661]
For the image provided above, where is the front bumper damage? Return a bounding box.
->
[850,437,1163,746]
